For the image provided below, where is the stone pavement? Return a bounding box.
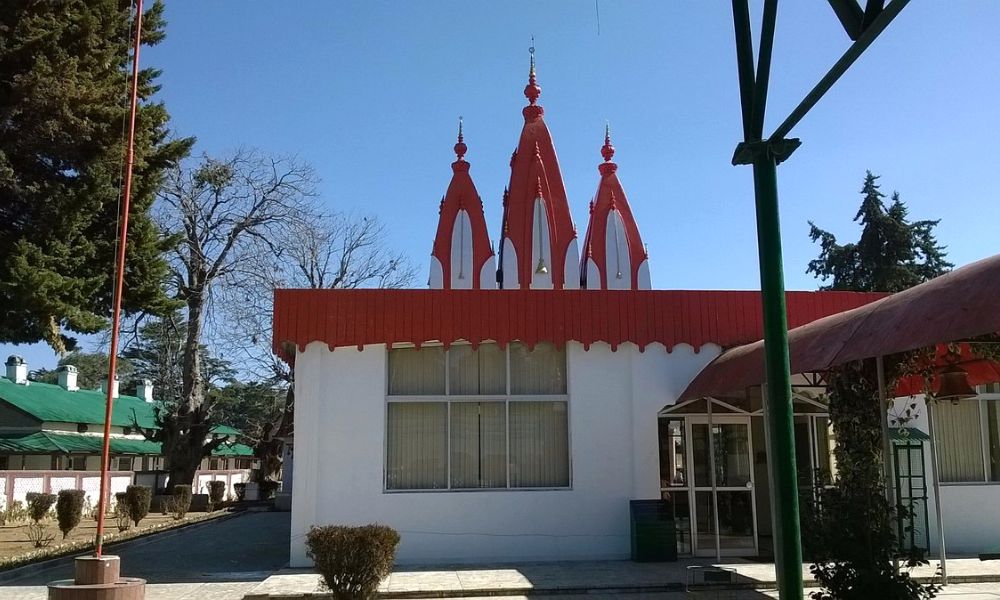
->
[246,557,1000,599]
[0,510,291,600]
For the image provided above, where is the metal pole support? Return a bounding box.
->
[751,147,804,599]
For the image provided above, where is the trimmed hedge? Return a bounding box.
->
[124,485,152,526]
[207,481,226,510]
[306,524,400,599]
[55,490,86,538]
[25,493,56,523]
[171,485,192,520]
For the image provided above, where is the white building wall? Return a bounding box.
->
[290,340,720,566]
[888,394,1000,556]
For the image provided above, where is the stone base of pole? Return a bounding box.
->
[47,556,145,600]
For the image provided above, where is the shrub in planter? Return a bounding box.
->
[207,481,226,511]
[233,482,246,501]
[55,489,86,538]
[306,524,401,599]
[171,485,192,519]
[124,485,152,526]
[25,492,56,523]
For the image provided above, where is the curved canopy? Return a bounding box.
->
[681,253,1000,400]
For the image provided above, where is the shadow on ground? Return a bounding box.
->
[0,511,290,586]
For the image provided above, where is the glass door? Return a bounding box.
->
[688,416,757,557]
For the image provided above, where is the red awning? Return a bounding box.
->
[271,289,883,363]
[680,253,1000,400]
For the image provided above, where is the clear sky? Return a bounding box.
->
[5,1,999,372]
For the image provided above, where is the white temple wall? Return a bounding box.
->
[290,340,719,566]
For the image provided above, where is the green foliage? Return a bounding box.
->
[171,484,192,520]
[233,483,246,502]
[25,492,56,523]
[807,364,938,599]
[0,500,28,525]
[0,0,194,352]
[55,489,86,539]
[207,481,226,510]
[807,171,951,292]
[124,485,152,526]
[306,524,401,600]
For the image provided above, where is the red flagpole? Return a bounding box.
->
[95,0,144,558]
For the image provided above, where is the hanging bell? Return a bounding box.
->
[535,257,549,275]
[616,270,623,279]
[935,364,977,404]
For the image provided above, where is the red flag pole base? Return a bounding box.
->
[47,556,145,599]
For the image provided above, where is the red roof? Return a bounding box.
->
[272,289,884,362]
[680,253,1000,400]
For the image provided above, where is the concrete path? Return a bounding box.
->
[247,557,1000,599]
[0,510,290,600]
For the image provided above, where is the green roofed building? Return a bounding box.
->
[1,356,256,506]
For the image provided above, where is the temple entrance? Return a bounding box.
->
[658,388,833,559]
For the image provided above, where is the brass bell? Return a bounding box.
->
[535,257,548,275]
[935,365,977,404]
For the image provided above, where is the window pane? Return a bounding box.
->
[386,403,447,489]
[988,400,1000,481]
[510,342,566,395]
[388,347,445,395]
[509,401,569,487]
[449,344,506,395]
[450,402,507,488]
[658,418,688,487]
[936,400,985,482]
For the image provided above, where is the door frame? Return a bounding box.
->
[686,414,759,558]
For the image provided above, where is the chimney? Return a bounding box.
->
[5,355,28,385]
[135,379,154,402]
[100,375,120,399]
[57,365,79,391]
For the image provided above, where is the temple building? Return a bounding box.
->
[275,56,894,565]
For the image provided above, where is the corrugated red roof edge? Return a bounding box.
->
[271,289,886,363]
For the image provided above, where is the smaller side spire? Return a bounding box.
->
[454,117,467,161]
[599,122,617,176]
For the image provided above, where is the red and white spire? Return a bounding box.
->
[497,46,579,289]
[580,125,650,290]
[429,119,496,289]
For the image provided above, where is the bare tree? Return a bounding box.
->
[151,148,317,488]
[216,210,416,483]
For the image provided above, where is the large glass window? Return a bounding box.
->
[386,343,569,491]
[388,347,445,395]
[936,388,1000,483]
[386,403,448,490]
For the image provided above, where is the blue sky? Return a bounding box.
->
[5,1,999,371]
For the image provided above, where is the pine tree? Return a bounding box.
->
[0,1,193,353]
[807,171,951,292]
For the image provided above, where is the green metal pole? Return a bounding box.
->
[752,150,804,599]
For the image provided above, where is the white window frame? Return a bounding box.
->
[939,389,1000,486]
[384,341,572,493]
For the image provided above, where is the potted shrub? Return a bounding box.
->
[306,524,400,599]
[207,481,226,511]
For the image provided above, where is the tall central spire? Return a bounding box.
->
[497,44,578,289]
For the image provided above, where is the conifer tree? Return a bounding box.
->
[808,171,951,292]
[0,1,193,353]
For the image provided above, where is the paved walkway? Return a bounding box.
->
[247,557,1000,599]
[0,510,290,600]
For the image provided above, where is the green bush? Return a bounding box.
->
[171,485,192,519]
[0,500,28,525]
[124,485,152,526]
[306,524,400,599]
[233,482,246,501]
[55,490,86,538]
[260,479,279,500]
[207,481,226,510]
[25,492,56,523]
